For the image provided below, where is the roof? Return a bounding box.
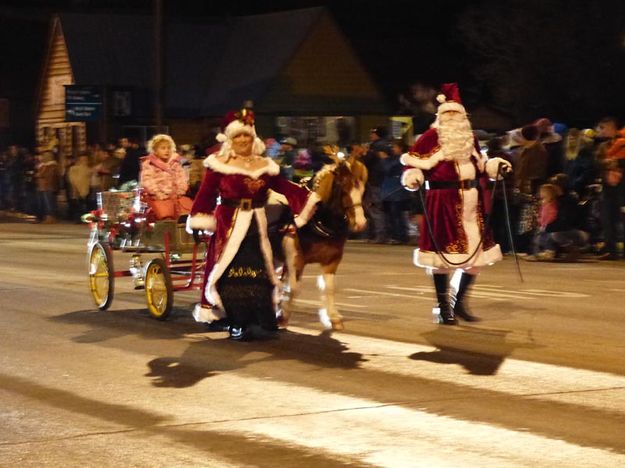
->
[56,8,387,116]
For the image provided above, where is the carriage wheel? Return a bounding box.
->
[144,258,173,320]
[88,242,114,310]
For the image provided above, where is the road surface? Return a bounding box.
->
[1,222,624,467]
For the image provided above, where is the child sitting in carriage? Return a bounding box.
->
[140,134,193,220]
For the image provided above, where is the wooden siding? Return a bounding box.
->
[261,12,386,114]
[37,17,86,156]
[38,17,73,127]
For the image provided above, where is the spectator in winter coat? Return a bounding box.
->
[68,155,93,221]
[564,128,599,197]
[595,117,625,260]
[140,134,192,220]
[362,126,391,243]
[547,173,589,260]
[380,140,410,244]
[117,138,145,186]
[35,151,59,223]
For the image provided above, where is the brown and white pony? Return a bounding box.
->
[272,147,368,330]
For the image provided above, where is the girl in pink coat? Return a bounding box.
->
[140,134,192,219]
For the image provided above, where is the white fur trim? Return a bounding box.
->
[413,187,503,269]
[438,101,466,115]
[224,120,256,139]
[216,133,227,143]
[293,191,321,228]
[255,208,280,286]
[203,207,280,313]
[186,213,216,233]
[486,157,511,180]
[400,151,444,170]
[202,154,280,178]
[401,168,424,191]
[192,303,224,323]
[204,209,254,308]
[414,244,503,269]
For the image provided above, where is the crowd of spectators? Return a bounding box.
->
[1,115,623,262]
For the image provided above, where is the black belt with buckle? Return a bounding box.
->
[220,198,266,210]
[425,179,479,190]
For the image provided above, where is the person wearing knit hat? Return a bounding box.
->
[400,83,511,325]
[187,108,321,340]
[595,116,625,260]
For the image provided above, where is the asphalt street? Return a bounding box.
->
[1,221,624,467]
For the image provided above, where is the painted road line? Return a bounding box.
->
[294,298,367,309]
[287,325,625,413]
[386,285,589,300]
[201,373,625,467]
[344,288,432,301]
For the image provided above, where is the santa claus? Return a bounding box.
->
[401,83,511,325]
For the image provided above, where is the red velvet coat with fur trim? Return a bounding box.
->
[400,128,505,270]
[189,154,319,316]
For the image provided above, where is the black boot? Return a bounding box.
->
[433,273,457,325]
[452,272,481,322]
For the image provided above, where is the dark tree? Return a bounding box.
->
[457,0,625,125]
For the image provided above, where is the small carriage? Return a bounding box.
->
[85,190,207,320]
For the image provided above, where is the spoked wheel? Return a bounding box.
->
[144,257,173,320]
[88,242,114,310]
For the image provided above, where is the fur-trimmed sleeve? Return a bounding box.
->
[399,129,445,170]
[485,157,512,180]
[269,175,321,227]
[190,169,221,216]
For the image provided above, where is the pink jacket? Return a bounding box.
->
[539,200,557,229]
[140,153,189,200]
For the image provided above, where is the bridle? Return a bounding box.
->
[309,163,364,235]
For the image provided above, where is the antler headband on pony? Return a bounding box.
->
[215,108,266,157]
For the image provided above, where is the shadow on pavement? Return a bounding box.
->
[0,372,364,467]
[410,326,541,375]
[145,330,367,388]
[52,308,366,388]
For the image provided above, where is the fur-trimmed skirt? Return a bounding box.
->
[216,232,276,331]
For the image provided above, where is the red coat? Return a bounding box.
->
[189,155,319,314]
[401,128,503,270]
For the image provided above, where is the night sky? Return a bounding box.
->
[1,0,624,143]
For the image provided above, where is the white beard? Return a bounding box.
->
[438,116,474,161]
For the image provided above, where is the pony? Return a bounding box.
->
[272,145,368,331]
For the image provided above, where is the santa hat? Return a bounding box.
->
[436,83,466,115]
[215,108,265,156]
[216,109,257,142]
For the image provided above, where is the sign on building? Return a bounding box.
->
[65,85,103,121]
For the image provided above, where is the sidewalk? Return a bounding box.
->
[0,209,38,223]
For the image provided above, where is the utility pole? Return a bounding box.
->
[154,0,164,130]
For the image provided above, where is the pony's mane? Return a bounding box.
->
[312,164,337,203]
